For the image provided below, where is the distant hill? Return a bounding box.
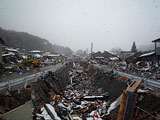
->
[0,27,72,56]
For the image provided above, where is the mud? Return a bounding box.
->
[91,68,127,102]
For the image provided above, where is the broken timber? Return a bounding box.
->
[116,79,143,120]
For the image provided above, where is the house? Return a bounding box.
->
[137,51,156,62]
[93,51,117,61]
[152,38,160,61]
[125,52,142,63]
[44,54,60,59]
[119,51,135,60]
[5,47,19,55]
[29,50,44,58]
[0,37,5,63]
[135,38,160,62]
[29,50,44,55]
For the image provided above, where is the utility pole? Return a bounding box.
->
[91,42,93,59]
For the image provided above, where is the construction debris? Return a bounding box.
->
[30,61,160,120]
[31,62,113,120]
[0,60,159,120]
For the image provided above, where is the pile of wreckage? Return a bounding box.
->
[0,62,72,119]
[100,60,160,81]
[1,48,65,80]
[30,61,160,120]
[31,62,112,120]
[0,61,159,119]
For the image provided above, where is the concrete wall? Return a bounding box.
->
[0,43,2,63]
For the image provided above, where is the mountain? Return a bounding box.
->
[0,27,72,56]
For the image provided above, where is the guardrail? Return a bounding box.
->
[0,64,63,92]
[93,64,160,89]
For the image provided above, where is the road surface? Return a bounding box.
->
[4,101,32,120]
[0,64,61,82]
[0,63,64,93]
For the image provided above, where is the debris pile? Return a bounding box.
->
[31,61,160,120]
[0,46,67,80]
[31,62,114,120]
[0,60,159,119]
[98,60,160,81]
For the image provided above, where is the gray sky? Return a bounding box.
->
[0,0,160,52]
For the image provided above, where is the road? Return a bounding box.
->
[0,64,60,82]
[4,101,32,120]
[0,63,64,93]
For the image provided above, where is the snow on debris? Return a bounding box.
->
[139,52,155,57]
[84,96,104,99]
[107,100,117,114]
[46,104,61,120]
[36,107,51,120]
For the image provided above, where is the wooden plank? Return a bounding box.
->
[126,79,143,92]
[117,91,127,120]
[115,79,143,108]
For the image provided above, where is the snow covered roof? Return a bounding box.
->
[152,38,160,42]
[95,57,104,59]
[109,57,119,61]
[33,54,41,58]
[47,54,60,57]
[139,51,155,57]
[22,55,28,59]
[6,48,18,52]
[2,52,15,57]
[30,50,43,53]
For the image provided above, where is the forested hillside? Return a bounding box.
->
[0,27,72,56]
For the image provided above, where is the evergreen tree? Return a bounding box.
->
[131,41,137,52]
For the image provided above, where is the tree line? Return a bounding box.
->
[0,27,72,56]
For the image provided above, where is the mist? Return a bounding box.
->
[0,0,160,52]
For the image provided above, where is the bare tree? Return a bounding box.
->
[111,47,122,57]
[76,49,84,56]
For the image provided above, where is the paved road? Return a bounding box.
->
[0,64,63,82]
[4,101,32,120]
[0,63,64,93]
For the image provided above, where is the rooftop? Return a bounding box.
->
[30,50,43,53]
[139,51,155,57]
[152,38,160,42]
